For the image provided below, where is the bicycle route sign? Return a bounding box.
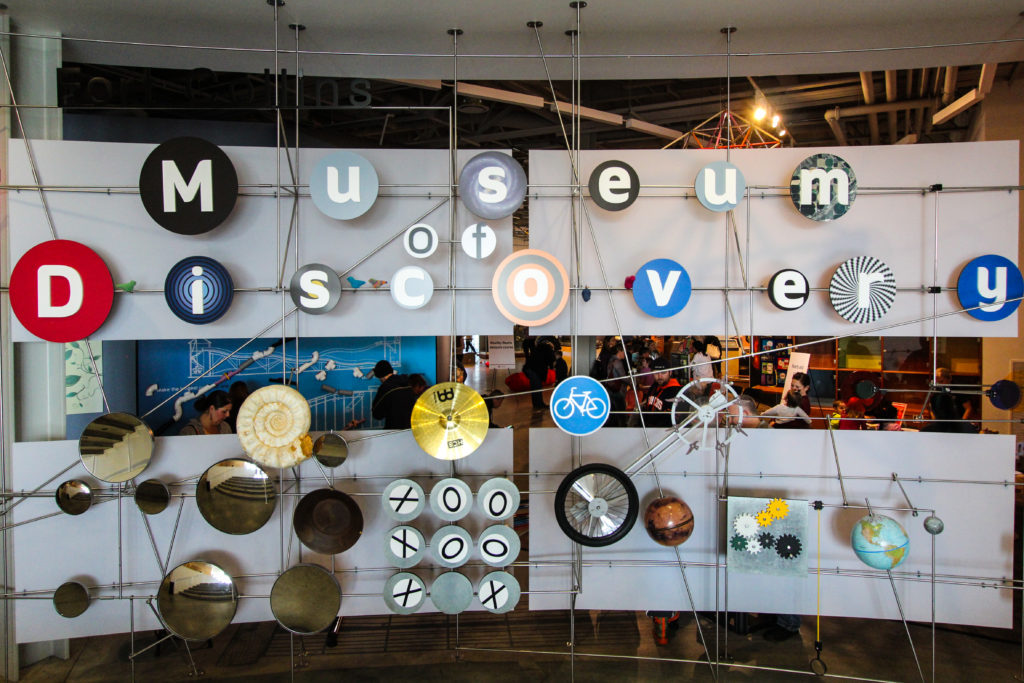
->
[550,376,610,436]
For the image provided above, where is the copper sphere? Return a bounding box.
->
[643,496,694,547]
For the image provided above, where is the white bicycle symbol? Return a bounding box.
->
[553,387,608,420]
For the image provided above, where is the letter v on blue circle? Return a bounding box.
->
[632,258,691,317]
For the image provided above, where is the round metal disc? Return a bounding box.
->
[384,525,426,568]
[196,459,277,535]
[430,571,473,615]
[554,463,639,547]
[410,383,489,461]
[477,477,520,521]
[381,479,425,522]
[477,571,521,614]
[313,432,348,468]
[55,480,93,516]
[430,525,473,568]
[854,380,878,399]
[458,151,527,220]
[293,488,363,554]
[478,524,520,567]
[78,412,153,483]
[429,478,473,522]
[134,479,170,515]
[53,581,90,618]
[270,564,341,635]
[157,561,238,641]
[383,572,427,614]
[988,379,1022,411]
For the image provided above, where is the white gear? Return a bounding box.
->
[733,513,759,538]
[746,538,763,554]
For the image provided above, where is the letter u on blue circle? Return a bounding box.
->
[632,259,691,317]
[550,376,610,436]
[695,161,745,212]
[957,254,1023,321]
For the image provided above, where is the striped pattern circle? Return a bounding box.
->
[491,249,569,326]
[164,256,234,324]
[829,256,895,324]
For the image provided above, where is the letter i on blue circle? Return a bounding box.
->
[957,254,1024,321]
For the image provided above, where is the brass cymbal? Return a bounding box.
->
[410,382,488,461]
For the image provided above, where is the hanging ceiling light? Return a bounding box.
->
[771,114,781,128]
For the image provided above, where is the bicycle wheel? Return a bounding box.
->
[584,397,607,419]
[552,397,575,420]
[554,463,639,547]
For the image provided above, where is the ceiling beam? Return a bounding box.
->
[978,63,997,95]
[859,71,879,145]
[885,70,898,143]
[942,66,958,104]
[824,109,847,145]
[624,118,682,139]
[932,88,981,126]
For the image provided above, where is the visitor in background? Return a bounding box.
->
[409,373,428,398]
[830,399,846,429]
[226,380,250,433]
[760,389,811,428]
[455,363,467,383]
[179,390,233,435]
[524,337,554,410]
[839,397,865,430]
[641,358,682,428]
[554,350,569,383]
[923,367,971,433]
[370,360,416,429]
[484,390,505,428]
[790,372,812,414]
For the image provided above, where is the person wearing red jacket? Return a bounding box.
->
[641,357,682,428]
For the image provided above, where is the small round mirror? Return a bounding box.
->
[196,459,276,535]
[157,561,238,641]
[313,432,348,468]
[55,480,93,516]
[78,413,153,483]
[270,564,341,634]
[53,581,90,618]
[135,479,170,515]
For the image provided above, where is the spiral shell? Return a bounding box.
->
[236,385,311,469]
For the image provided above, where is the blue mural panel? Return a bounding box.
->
[137,336,435,435]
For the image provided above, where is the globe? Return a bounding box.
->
[644,496,694,547]
[851,514,909,570]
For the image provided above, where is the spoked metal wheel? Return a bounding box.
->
[554,463,639,547]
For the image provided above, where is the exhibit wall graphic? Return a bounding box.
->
[9,142,515,340]
[5,136,1021,648]
[529,143,1019,337]
[136,336,436,433]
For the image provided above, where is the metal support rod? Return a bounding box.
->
[891,473,920,516]
[139,506,167,576]
[163,494,185,571]
[887,569,926,683]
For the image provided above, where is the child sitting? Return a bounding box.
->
[760,389,812,427]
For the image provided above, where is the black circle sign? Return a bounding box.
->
[588,160,640,211]
[139,137,239,235]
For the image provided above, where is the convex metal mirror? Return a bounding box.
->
[157,561,238,641]
[196,459,276,535]
[78,413,153,483]
[270,564,341,634]
[134,479,170,515]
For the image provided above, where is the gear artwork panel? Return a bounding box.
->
[726,496,808,578]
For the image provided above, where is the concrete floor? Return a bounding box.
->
[17,356,1024,681]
